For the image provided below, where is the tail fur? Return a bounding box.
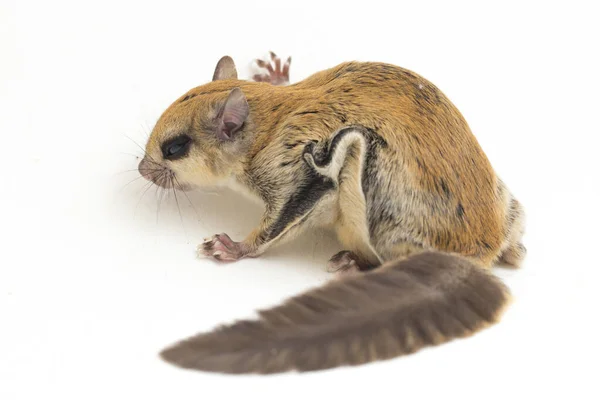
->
[160,251,510,374]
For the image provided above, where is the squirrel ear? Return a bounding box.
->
[216,88,248,140]
[212,56,238,81]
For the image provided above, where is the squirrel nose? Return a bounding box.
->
[138,158,157,181]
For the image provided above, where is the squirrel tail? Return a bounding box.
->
[160,251,510,374]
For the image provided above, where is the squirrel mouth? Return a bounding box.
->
[138,157,191,191]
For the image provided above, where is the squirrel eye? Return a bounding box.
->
[162,135,192,160]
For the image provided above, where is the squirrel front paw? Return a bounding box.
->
[197,233,247,261]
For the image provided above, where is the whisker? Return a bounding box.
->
[139,123,148,137]
[123,134,148,157]
[173,175,202,224]
[143,158,163,167]
[115,169,141,176]
[119,152,143,159]
[142,121,154,140]
[114,168,160,177]
[120,174,149,192]
[155,181,167,224]
[121,133,163,169]
[171,174,188,240]
[134,177,162,219]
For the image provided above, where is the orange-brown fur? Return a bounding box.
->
[144,61,523,267]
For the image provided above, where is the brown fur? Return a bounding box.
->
[140,54,526,374]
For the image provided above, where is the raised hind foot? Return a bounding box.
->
[327,250,376,278]
[252,51,291,86]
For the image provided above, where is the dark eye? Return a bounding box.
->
[161,135,192,160]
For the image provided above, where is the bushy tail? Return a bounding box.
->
[160,251,510,374]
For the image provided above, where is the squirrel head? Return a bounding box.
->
[139,56,252,190]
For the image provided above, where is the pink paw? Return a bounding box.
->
[253,51,291,86]
[197,233,246,262]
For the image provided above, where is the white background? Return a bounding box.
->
[1,0,599,399]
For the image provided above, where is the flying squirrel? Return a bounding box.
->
[138,52,526,374]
